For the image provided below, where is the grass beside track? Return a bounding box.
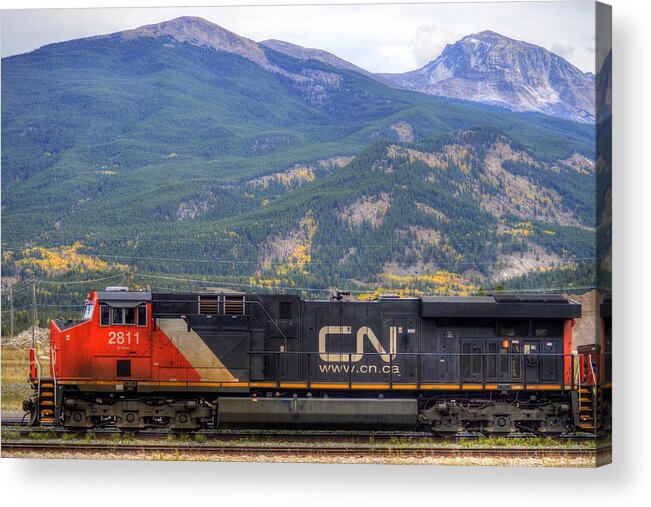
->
[1,345,50,411]
[1,346,31,412]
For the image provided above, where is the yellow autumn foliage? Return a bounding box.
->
[248,276,289,288]
[500,221,534,237]
[355,270,478,300]
[15,242,127,276]
[264,211,318,278]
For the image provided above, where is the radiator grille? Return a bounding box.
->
[224,296,245,315]
[199,295,245,315]
[199,297,220,315]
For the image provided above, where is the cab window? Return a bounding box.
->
[100,304,110,326]
[137,305,148,327]
[82,302,95,321]
[111,306,135,325]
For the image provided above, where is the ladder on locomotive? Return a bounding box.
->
[577,345,602,432]
[33,378,57,425]
[28,347,57,426]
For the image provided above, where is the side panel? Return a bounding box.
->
[152,316,249,383]
[217,397,418,429]
[300,300,419,386]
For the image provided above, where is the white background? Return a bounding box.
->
[1,0,649,505]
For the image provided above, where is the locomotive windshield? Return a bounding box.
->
[82,301,94,321]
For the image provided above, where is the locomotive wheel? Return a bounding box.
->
[168,412,201,432]
[117,410,145,431]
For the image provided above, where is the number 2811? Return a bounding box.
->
[108,331,140,345]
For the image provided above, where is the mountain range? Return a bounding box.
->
[256,28,596,123]
[1,16,598,298]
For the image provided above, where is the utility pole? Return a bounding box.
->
[32,281,37,348]
[9,285,14,340]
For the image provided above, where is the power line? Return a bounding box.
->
[2,229,597,249]
[34,273,125,285]
[130,272,597,296]
[132,272,360,294]
[0,245,598,268]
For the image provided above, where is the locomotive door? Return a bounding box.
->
[436,330,457,382]
[381,315,418,385]
[523,341,541,383]
[461,339,484,383]
[541,340,558,382]
[265,335,299,382]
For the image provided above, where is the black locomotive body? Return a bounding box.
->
[211,293,579,434]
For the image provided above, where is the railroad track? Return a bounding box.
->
[1,418,602,444]
[1,416,600,438]
[0,421,444,440]
[1,440,607,460]
[1,425,599,443]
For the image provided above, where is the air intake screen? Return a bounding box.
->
[224,296,245,315]
[199,297,220,315]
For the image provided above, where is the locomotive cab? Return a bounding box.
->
[49,288,153,385]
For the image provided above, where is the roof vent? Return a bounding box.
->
[105,286,129,292]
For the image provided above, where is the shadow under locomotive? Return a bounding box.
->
[24,289,611,436]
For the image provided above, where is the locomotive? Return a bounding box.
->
[25,287,609,435]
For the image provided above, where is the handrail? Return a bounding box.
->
[251,350,590,389]
[154,299,289,341]
[588,353,597,385]
[51,345,58,423]
[31,350,42,426]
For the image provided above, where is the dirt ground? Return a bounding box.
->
[1,449,604,467]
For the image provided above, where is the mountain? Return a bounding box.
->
[1,17,597,299]
[219,128,596,289]
[377,30,596,123]
[115,16,275,70]
[260,39,375,78]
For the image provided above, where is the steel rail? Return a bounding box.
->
[1,423,601,442]
[1,419,602,440]
[1,440,607,459]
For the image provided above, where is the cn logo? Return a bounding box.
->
[318,325,397,363]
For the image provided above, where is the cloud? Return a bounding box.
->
[409,24,456,68]
[371,45,417,73]
[550,42,576,60]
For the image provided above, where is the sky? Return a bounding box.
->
[0,1,598,73]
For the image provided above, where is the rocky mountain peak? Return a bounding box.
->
[119,16,275,70]
[464,29,511,42]
[379,30,595,123]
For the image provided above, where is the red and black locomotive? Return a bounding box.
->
[26,288,610,435]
